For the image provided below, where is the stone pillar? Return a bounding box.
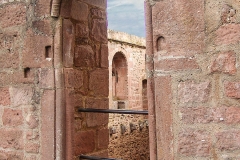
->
[60,0,109,159]
[148,0,240,159]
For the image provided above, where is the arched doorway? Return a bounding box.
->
[112,52,128,109]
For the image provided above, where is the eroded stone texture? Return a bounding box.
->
[74,45,95,67]
[0,3,26,28]
[64,69,83,88]
[155,57,199,71]
[74,130,96,155]
[10,87,33,107]
[178,81,210,103]
[224,81,240,98]
[82,0,106,9]
[152,0,205,56]
[63,19,74,67]
[0,88,10,106]
[71,0,88,21]
[216,130,240,151]
[91,19,107,43]
[178,129,210,157]
[215,24,240,45]
[89,69,108,97]
[211,51,236,75]
[2,108,23,126]
[0,129,23,149]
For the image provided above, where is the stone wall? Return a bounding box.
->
[108,31,149,159]
[146,0,240,159]
[108,30,146,110]
[108,114,149,160]
[0,0,109,159]
[62,0,109,159]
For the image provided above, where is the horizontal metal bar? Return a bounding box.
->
[78,108,148,115]
[79,155,120,160]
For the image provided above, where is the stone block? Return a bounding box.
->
[2,108,23,126]
[86,112,108,127]
[155,58,199,71]
[0,151,23,160]
[60,0,71,18]
[39,68,54,89]
[74,130,96,155]
[211,51,236,75]
[178,129,210,157]
[0,129,23,149]
[41,89,55,159]
[86,97,108,109]
[216,130,240,151]
[26,114,39,129]
[32,19,53,36]
[63,19,74,67]
[215,24,240,45]
[24,155,37,160]
[76,23,89,38]
[74,45,95,67]
[89,69,108,97]
[25,143,40,153]
[0,52,19,69]
[22,30,53,68]
[155,76,173,159]
[225,106,240,124]
[178,81,210,103]
[11,69,35,84]
[0,72,11,86]
[64,68,83,88]
[34,0,51,17]
[0,3,26,28]
[65,89,83,108]
[71,0,88,21]
[0,87,10,106]
[180,107,226,124]
[91,8,106,19]
[224,81,240,98]
[91,19,107,43]
[100,44,108,68]
[10,87,33,107]
[152,0,205,56]
[97,128,109,150]
[82,0,106,9]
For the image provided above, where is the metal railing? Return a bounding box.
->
[78,108,148,115]
[78,108,148,160]
[79,155,120,160]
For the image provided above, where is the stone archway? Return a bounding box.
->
[112,52,128,109]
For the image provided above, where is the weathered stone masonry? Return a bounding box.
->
[107,30,149,159]
[108,30,146,110]
[2,0,240,159]
[146,0,240,159]
[0,0,109,159]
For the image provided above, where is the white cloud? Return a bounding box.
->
[107,0,145,37]
[107,0,144,10]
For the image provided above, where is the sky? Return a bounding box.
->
[107,0,146,38]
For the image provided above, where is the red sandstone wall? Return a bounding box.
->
[0,0,108,159]
[0,0,59,159]
[148,0,240,159]
[108,31,146,110]
[61,0,109,159]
